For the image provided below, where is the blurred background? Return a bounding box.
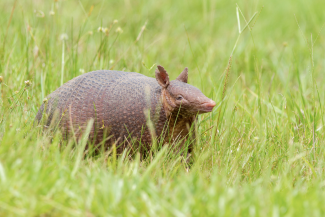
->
[1,0,324,108]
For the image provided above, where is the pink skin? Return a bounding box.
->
[199,99,216,113]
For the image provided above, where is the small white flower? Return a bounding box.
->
[24,80,31,87]
[97,27,103,32]
[254,137,259,140]
[115,27,123,33]
[60,33,68,41]
[103,27,109,34]
[88,31,93,35]
[109,59,114,64]
[43,98,48,103]
[79,68,85,74]
[49,10,55,15]
[113,19,118,24]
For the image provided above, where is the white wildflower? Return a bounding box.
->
[115,27,123,33]
[60,33,68,41]
[24,80,31,87]
[103,27,109,34]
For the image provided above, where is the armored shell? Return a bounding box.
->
[36,66,216,154]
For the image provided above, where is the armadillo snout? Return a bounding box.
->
[199,99,216,113]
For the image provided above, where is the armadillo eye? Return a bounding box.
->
[176,95,183,101]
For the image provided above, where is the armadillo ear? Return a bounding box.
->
[176,67,188,83]
[155,65,170,88]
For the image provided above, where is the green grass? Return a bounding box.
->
[1,0,325,216]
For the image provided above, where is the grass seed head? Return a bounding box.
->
[33,46,39,57]
[25,80,31,87]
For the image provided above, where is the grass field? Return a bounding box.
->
[1,0,325,216]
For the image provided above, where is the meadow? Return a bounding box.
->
[1,0,325,216]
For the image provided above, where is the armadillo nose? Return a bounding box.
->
[208,99,216,107]
[201,99,216,112]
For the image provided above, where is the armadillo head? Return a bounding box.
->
[155,65,216,118]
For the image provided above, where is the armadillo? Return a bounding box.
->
[35,65,216,155]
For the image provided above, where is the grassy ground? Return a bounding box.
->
[1,0,325,216]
